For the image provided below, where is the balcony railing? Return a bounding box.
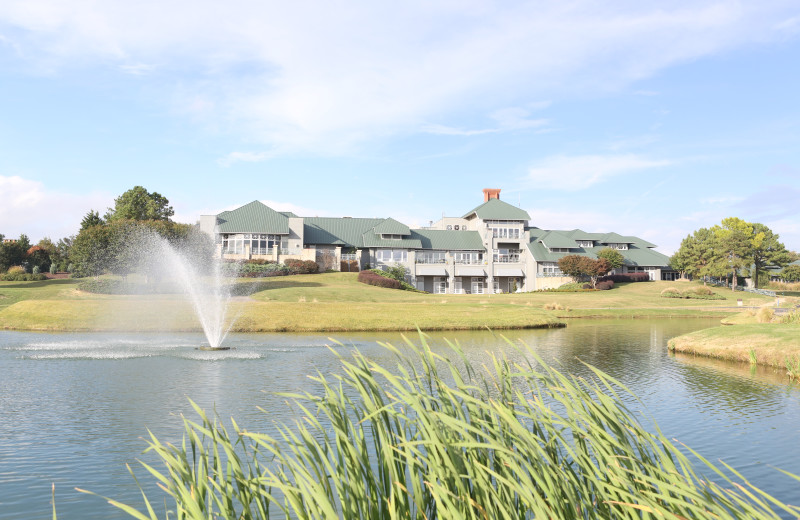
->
[495,255,521,263]
[222,248,244,255]
[416,257,447,264]
[251,247,273,256]
[454,258,484,265]
[537,271,565,277]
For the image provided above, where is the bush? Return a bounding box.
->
[757,307,774,323]
[7,266,25,275]
[1,272,47,281]
[358,270,401,289]
[598,273,650,283]
[49,264,57,275]
[284,259,319,274]
[32,266,40,275]
[222,262,291,277]
[660,287,682,298]
[595,280,614,290]
[660,286,725,300]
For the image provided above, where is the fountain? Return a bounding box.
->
[129,228,235,350]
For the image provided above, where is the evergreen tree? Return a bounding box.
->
[750,223,791,288]
[80,210,104,231]
[105,186,174,222]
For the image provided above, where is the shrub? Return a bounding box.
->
[32,266,40,275]
[7,266,25,275]
[358,270,401,289]
[284,259,319,274]
[598,273,650,283]
[780,310,800,324]
[660,287,682,298]
[1,272,47,281]
[49,264,57,275]
[595,280,614,290]
[543,302,564,310]
[223,262,291,277]
[757,307,774,323]
[687,285,713,296]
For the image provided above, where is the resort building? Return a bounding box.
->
[200,189,674,293]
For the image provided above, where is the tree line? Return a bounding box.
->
[1,186,212,278]
[670,217,797,289]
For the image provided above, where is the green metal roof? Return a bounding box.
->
[279,211,299,218]
[216,200,290,234]
[539,231,579,249]
[462,198,531,221]
[412,229,484,250]
[361,234,423,248]
[564,229,596,241]
[303,217,384,246]
[527,228,669,267]
[372,218,411,236]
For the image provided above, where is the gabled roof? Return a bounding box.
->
[564,229,596,241]
[527,228,670,267]
[413,229,484,250]
[361,231,422,249]
[280,211,299,218]
[372,218,411,236]
[462,198,531,221]
[216,200,290,234]
[539,231,579,249]
[598,232,632,244]
[303,217,384,246]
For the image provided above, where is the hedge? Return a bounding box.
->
[284,259,319,274]
[358,270,401,289]
[598,273,651,283]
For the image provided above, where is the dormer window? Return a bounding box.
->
[607,243,628,250]
[549,247,571,253]
[381,234,403,240]
[577,240,594,248]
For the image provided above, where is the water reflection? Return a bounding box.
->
[1,321,799,519]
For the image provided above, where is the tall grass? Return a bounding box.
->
[84,335,800,519]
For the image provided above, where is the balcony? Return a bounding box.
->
[341,253,357,261]
[251,247,273,256]
[416,257,447,264]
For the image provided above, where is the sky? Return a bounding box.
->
[1,1,799,255]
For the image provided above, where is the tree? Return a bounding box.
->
[81,210,105,231]
[26,245,52,273]
[69,225,113,278]
[557,255,612,289]
[597,247,625,270]
[0,234,31,272]
[781,264,800,282]
[105,186,174,222]
[713,218,753,291]
[671,228,721,284]
[749,223,791,288]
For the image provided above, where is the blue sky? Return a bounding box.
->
[1,1,799,254]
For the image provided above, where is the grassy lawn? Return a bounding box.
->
[0,273,776,332]
[668,323,800,370]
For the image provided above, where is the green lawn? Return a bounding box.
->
[669,323,800,369]
[0,273,778,332]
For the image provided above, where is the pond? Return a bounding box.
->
[1,319,799,518]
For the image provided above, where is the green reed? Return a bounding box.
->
[82,334,800,519]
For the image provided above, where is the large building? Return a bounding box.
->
[200,189,675,293]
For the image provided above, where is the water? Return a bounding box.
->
[1,320,799,518]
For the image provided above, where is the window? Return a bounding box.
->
[493,280,500,294]
[454,251,483,264]
[471,277,484,294]
[376,249,408,263]
[417,251,447,264]
[493,248,523,262]
[453,278,463,294]
[577,240,594,248]
[486,220,522,240]
[540,262,562,276]
[381,234,403,240]
[508,277,521,293]
[433,277,447,294]
[607,243,629,250]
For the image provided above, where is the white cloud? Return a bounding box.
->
[0,175,110,241]
[526,154,669,190]
[0,1,797,153]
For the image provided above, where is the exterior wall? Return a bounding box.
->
[199,215,216,236]
[535,275,573,290]
[287,217,304,255]
[427,217,471,231]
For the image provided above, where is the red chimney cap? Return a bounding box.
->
[483,188,501,202]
